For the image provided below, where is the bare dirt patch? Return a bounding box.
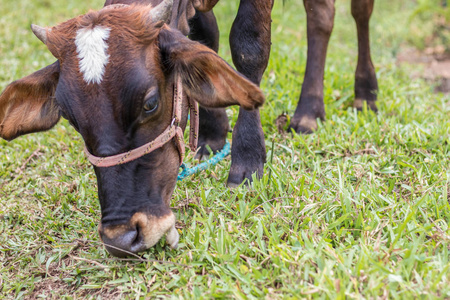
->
[397,46,450,93]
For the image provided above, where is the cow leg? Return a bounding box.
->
[351,0,378,111]
[188,11,230,158]
[227,0,273,186]
[289,0,335,134]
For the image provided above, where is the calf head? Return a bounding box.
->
[0,2,264,257]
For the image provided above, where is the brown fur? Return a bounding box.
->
[105,0,195,35]
[46,5,162,60]
[157,26,264,110]
[191,0,219,12]
[0,62,60,141]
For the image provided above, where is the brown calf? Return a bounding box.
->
[0,2,264,257]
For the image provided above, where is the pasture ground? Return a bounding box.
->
[1,0,449,298]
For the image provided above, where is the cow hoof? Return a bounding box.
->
[226,161,263,187]
[353,99,378,112]
[226,142,265,187]
[226,170,252,188]
[226,180,241,188]
[195,137,227,160]
[288,114,318,134]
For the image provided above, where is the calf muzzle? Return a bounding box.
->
[98,211,179,257]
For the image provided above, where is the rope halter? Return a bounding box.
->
[84,74,199,168]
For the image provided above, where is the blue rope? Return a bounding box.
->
[177,141,231,181]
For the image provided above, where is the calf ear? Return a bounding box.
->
[0,61,61,141]
[158,27,265,110]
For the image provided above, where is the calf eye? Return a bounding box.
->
[143,93,159,113]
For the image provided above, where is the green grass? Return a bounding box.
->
[1,0,450,299]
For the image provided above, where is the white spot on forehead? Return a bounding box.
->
[75,26,111,84]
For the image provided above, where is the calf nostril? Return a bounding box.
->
[101,227,145,257]
[130,225,143,248]
[120,230,139,247]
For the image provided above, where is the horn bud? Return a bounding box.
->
[149,0,174,23]
[31,24,48,45]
